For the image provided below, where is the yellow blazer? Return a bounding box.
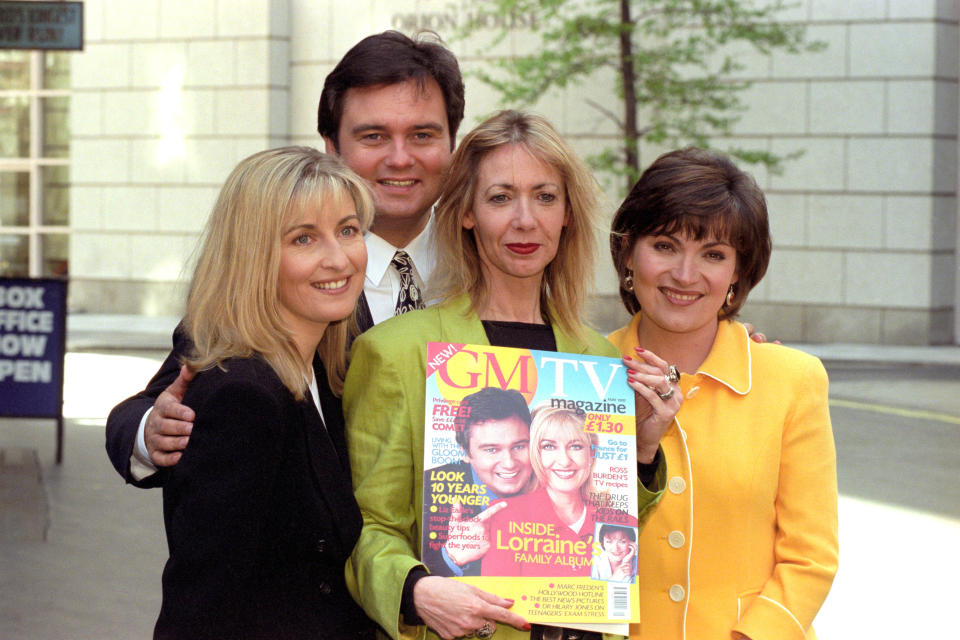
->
[344,295,663,640]
[609,314,838,640]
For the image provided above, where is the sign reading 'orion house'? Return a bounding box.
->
[390,6,537,33]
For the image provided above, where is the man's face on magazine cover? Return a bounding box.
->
[463,416,533,497]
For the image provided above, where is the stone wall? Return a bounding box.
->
[66,0,959,344]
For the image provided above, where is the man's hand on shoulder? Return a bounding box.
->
[146,365,196,467]
[742,321,781,345]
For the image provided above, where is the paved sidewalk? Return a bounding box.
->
[1,349,168,640]
[67,314,180,351]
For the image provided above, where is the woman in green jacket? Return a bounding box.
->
[343,110,681,640]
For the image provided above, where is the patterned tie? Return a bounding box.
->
[391,250,425,315]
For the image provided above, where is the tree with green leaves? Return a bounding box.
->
[459,0,822,191]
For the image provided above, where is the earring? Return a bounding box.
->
[725,285,735,307]
[623,272,634,292]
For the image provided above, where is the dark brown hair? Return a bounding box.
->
[610,147,771,319]
[317,30,465,151]
[453,387,532,453]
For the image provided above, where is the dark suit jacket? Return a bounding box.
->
[152,355,374,639]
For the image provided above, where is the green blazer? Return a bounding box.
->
[343,295,663,640]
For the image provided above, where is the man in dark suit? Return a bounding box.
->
[105,30,465,485]
[422,387,536,577]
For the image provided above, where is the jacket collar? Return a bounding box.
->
[436,294,594,354]
[363,215,435,288]
[613,312,752,395]
[697,319,752,395]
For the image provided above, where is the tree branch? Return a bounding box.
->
[585,98,625,129]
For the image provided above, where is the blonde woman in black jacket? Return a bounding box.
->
[153,147,376,639]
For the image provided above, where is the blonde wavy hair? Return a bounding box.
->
[183,146,373,398]
[431,110,601,338]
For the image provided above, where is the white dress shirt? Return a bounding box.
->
[307,371,325,426]
[362,215,436,325]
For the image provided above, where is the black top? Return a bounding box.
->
[481,319,556,351]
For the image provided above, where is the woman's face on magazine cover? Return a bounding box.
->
[537,425,592,495]
[602,530,633,562]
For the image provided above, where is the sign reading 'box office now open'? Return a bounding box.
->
[0,278,67,418]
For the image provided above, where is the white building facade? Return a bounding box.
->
[2,0,957,344]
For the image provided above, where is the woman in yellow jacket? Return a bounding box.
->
[609,148,838,640]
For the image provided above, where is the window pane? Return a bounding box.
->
[0,235,28,276]
[42,96,69,157]
[0,51,30,90]
[41,166,69,225]
[41,233,68,277]
[0,172,29,226]
[0,96,30,157]
[43,52,70,90]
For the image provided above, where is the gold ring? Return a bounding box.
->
[667,365,681,384]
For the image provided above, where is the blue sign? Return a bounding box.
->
[0,277,67,418]
[0,2,83,51]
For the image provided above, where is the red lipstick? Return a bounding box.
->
[507,243,539,255]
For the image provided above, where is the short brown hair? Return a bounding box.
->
[609,147,771,319]
[453,387,532,453]
[317,30,464,151]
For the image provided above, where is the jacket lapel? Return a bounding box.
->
[610,312,751,395]
[313,358,351,470]
[554,326,590,354]
[437,294,492,345]
[353,291,374,336]
[302,356,362,549]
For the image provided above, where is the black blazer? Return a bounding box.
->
[152,355,374,639]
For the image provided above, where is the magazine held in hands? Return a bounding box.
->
[421,343,641,627]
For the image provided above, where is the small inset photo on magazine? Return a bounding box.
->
[591,523,638,584]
